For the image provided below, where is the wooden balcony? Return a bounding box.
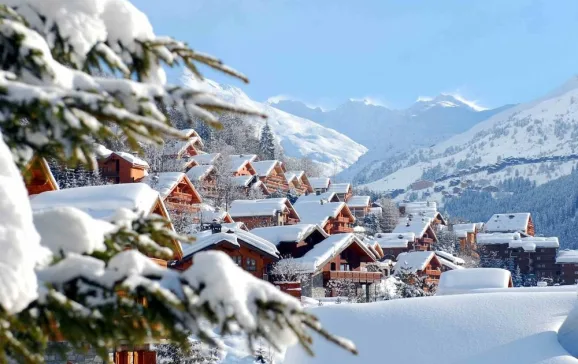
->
[425,269,441,277]
[322,270,382,283]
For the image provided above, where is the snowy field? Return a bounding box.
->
[284,287,578,363]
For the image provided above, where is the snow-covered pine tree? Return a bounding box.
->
[379,197,400,233]
[512,265,524,287]
[432,229,460,255]
[259,122,276,160]
[0,1,355,362]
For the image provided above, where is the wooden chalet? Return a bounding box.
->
[327,183,353,202]
[347,196,371,218]
[392,216,438,251]
[186,165,217,198]
[374,232,416,260]
[23,155,59,196]
[191,152,221,166]
[143,172,202,213]
[231,175,271,197]
[251,224,329,258]
[295,191,340,204]
[293,200,356,235]
[556,250,578,285]
[252,160,290,192]
[174,225,280,279]
[228,154,258,177]
[162,129,203,159]
[452,223,478,254]
[98,151,150,184]
[394,251,443,287]
[435,251,465,272]
[308,177,331,193]
[284,170,314,195]
[484,213,535,236]
[229,198,300,229]
[291,233,381,297]
[399,201,447,228]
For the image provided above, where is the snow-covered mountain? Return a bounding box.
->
[360,76,578,201]
[181,75,367,175]
[271,95,512,183]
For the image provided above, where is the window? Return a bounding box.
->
[340,263,350,271]
[330,262,336,270]
[246,258,257,271]
[536,256,541,260]
[232,256,242,266]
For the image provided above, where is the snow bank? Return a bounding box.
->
[0,136,41,314]
[437,268,512,296]
[284,290,578,363]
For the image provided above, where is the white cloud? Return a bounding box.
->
[445,93,488,111]
[416,96,434,102]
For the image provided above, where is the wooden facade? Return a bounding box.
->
[323,204,355,235]
[232,160,257,177]
[99,153,148,184]
[160,175,203,214]
[24,156,58,195]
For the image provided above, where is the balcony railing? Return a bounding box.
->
[322,270,383,282]
[425,269,441,276]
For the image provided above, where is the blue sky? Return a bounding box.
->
[134,0,578,110]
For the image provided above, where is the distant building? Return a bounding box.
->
[347,196,371,218]
[556,250,578,285]
[484,212,535,236]
[229,198,300,229]
[293,200,356,235]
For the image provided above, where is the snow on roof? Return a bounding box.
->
[284,170,304,183]
[142,172,186,200]
[437,257,464,271]
[556,249,578,264]
[186,165,214,181]
[437,268,512,296]
[485,213,531,233]
[509,236,559,251]
[250,224,328,244]
[392,217,432,238]
[182,230,239,257]
[252,160,279,177]
[394,251,435,274]
[191,153,221,165]
[295,191,337,204]
[160,157,197,172]
[327,183,351,194]
[231,175,258,187]
[227,154,257,172]
[113,151,149,168]
[294,233,372,272]
[293,201,348,227]
[163,137,201,157]
[477,232,521,245]
[369,207,382,215]
[435,251,465,265]
[309,177,330,189]
[400,201,438,214]
[285,288,577,363]
[94,143,112,159]
[373,232,416,249]
[453,223,476,233]
[229,198,295,218]
[30,183,160,221]
[347,196,370,208]
[474,222,485,230]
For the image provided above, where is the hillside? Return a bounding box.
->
[182,74,367,176]
[272,95,512,182]
[360,76,578,201]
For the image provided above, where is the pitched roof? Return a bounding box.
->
[509,236,559,251]
[191,152,221,165]
[227,154,258,173]
[293,200,353,227]
[400,201,438,214]
[30,183,161,221]
[229,198,299,219]
[252,160,280,177]
[394,251,437,274]
[556,249,578,264]
[231,175,258,187]
[250,224,328,244]
[94,143,113,159]
[284,170,304,184]
[142,172,199,201]
[373,232,416,249]
[347,195,371,208]
[186,165,214,181]
[309,177,330,190]
[392,217,433,238]
[163,137,201,157]
[484,213,531,233]
[453,223,476,234]
[293,233,375,272]
[295,191,338,204]
[435,251,465,265]
[327,183,351,194]
[476,232,521,246]
[110,151,149,168]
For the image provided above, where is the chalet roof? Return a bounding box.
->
[327,183,351,195]
[347,196,371,208]
[476,232,521,246]
[435,251,465,265]
[437,257,464,271]
[369,207,383,216]
[453,223,476,234]
[231,175,258,188]
[484,213,531,233]
[159,157,198,172]
[228,154,257,173]
[509,236,559,251]
[294,233,375,273]
[182,227,279,260]
[110,151,149,168]
[186,165,214,181]
[373,232,416,249]
[392,217,432,238]
[309,177,330,190]
[94,143,113,159]
[191,153,221,165]
[400,201,438,214]
[284,170,304,184]
[394,251,437,274]
[295,191,338,204]
[179,128,202,140]
[25,155,60,192]
[437,268,512,296]
[163,137,201,157]
[252,160,280,177]
[556,249,578,264]
[221,222,248,231]
[229,198,299,219]
[142,172,198,201]
[293,200,353,227]
[250,224,328,244]
[30,183,162,221]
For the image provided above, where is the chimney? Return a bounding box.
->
[210,220,222,234]
[316,190,321,195]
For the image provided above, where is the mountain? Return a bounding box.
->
[271,95,512,183]
[360,76,578,202]
[181,76,367,175]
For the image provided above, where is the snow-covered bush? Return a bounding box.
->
[0,1,355,362]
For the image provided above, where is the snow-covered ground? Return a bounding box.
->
[284,287,578,363]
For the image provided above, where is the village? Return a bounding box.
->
[25,124,578,319]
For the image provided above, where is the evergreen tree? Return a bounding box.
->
[259,122,277,160]
[379,197,400,233]
[512,265,524,287]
